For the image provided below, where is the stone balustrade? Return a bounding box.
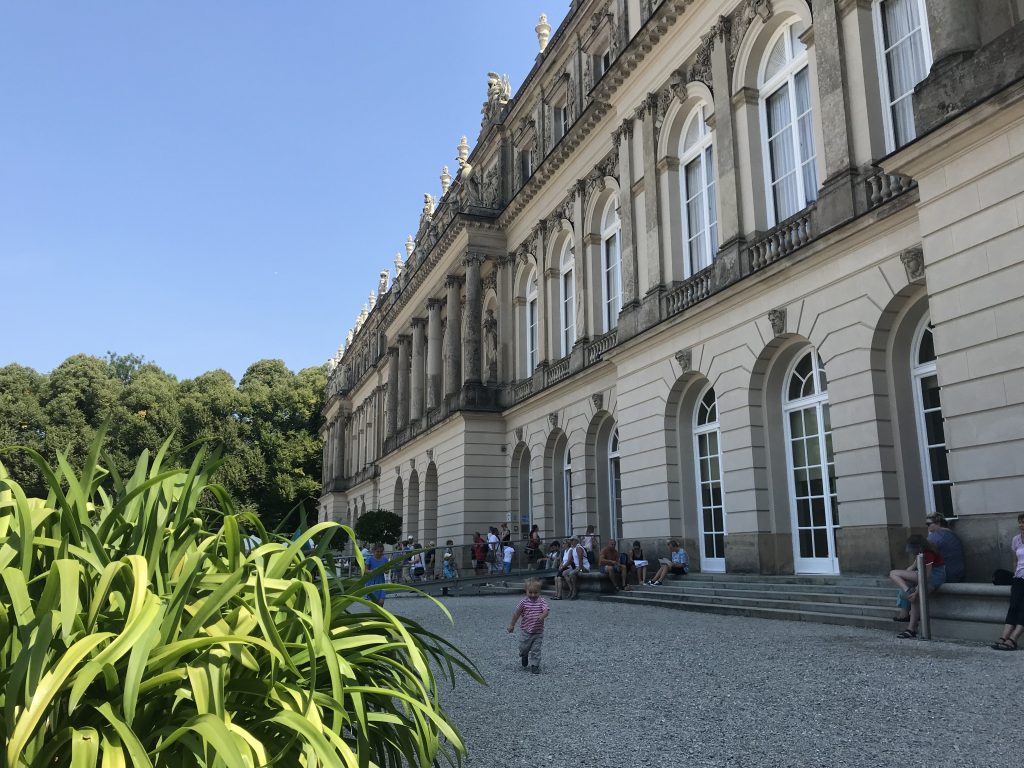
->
[749,208,816,273]
[662,265,714,319]
[865,168,915,208]
[584,330,618,366]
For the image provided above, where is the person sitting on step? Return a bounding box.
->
[599,538,629,591]
[648,540,690,585]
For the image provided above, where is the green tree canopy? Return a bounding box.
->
[354,509,403,546]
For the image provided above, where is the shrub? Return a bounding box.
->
[0,432,480,766]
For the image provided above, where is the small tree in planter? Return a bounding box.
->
[354,508,403,546]
[0,431,480,766]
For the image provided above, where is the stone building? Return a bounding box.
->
[320,0,1024,578]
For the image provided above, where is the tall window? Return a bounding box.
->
[760,23,818,225]
[601,199,622,332]
[559,240,575,357]
[526,268,539,376]
[552,104,569,144]
[693,386,725,571]
[783,351,839,573]
[563,447,573,536]
[873,0,932,150]
[911,318,953,517]
[608,430,623,540]
[680,104,719,276]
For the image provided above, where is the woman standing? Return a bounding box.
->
[992,513,1024,650]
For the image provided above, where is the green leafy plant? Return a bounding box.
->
[353,510,403,547]
[0,431,481,767]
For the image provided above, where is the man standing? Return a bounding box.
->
[927,514,966,582]
[599,538,628,591]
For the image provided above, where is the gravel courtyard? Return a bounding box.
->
[393,594,1024,768]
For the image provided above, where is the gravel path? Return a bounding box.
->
[393,594,1024,768]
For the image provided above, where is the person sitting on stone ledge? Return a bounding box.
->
[890,534,946,639]
[648,540,689,586]
[926,514,965,583]
[599,538,629,591]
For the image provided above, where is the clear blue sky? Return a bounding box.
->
[0,1,566,381]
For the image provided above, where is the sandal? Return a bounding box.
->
[896,629,917,639]
[992,637,1018,650]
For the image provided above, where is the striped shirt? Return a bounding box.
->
[517,596,549,634]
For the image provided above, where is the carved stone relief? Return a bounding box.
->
[768,307,787,337]
[675,348,692,372]
[900,246,925,283]
[730,0,774,66]
[591,393,604,411]
[548,412,559,429]
[514,426,524,443]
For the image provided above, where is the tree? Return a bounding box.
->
[354,509,404,546]
[0,364,49,497]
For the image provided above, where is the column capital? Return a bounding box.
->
[410,317,427,329]
[612,117,634,146]
[462,252,487,268]
[397,333,411,345]
[426,298,445,310]
[446,274,464,289]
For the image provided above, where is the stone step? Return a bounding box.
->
[651,579,893,598]
[601,593,896,631]
[637,583,894,605]
[620,588,894,618]
[680,573,891,588]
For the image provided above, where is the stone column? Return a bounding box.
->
[807,0,856,229]
[614,120,639,309]
[386,347,398,438]
[444,276,463,397]
[397,335,411,429]
[571,181,590,343]
[637,93,663,326]
[426,300,443,409]
[495,255,514,382]
[463,253,484,384]
[709,27,742,248]
[410,318,426,422]
[924,0,980,68]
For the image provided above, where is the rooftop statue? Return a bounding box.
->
[481,72,511,126]
[378,270,389,296]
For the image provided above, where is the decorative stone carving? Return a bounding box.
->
[583,57,593,95]
[514,426,524,443]
[548,412,558,428]
[592,393,604,411]
[482,273,497,293]
[409,458,415,470]
[689,32,714,89]
[426,448,434,462]
[440,166,452,195]
[420,195,435,228]
[378,270,389,296]
[457,135,470,168]
[612,118,634,147]
[395,466,401,476]
[368,290,376,309]
[566,72,577,124]
[482,72,512,126]
[675,348,692,372]
[768,307,787,337]
[484,309,498,383]
[730,0,774,66]
[482,163,500,208]
[536,14,551,52]
[900,246,925,283]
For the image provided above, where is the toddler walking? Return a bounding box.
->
[507,578,549,674]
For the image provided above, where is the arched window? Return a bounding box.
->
[873,0,932,151]
[600,199,622,332]
[911,318,952,517]
[525,267,539,376]
[680,104,718,276]
[693,386,725,572]
[759,22,817,225]
[608,430,622,540]
[783,350,839,574]
[562,446,573,537]
[559,239,575,357]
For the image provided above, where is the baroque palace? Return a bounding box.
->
[320,0,1024,578]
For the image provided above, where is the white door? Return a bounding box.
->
[694,386,726,572]
[783,352,840,575]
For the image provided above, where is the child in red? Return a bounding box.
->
[507,578,549,674]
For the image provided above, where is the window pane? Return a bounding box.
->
[794,68,818,202]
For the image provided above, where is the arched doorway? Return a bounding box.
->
[423,463,438,545]
[783,350,839,574]
[406,470,420,542]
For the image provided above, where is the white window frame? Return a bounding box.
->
[562,446,573,537]
[693,385,726,572]
[525,268,539,377]
[910,315,953,518]
[782,350,839,574]
[758,22,817,227]
[559,239,575,357]
[608,430,622,540]
[600,198,622,332]
[872,0,932,153]
[679,104,719,277]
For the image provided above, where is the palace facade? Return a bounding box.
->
[320,0,1024,578]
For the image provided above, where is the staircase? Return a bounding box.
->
[602,573,897,632]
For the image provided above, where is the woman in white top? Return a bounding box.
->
[555,537,588,600]
[486,527,501,575]
[992,513,1024,650]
